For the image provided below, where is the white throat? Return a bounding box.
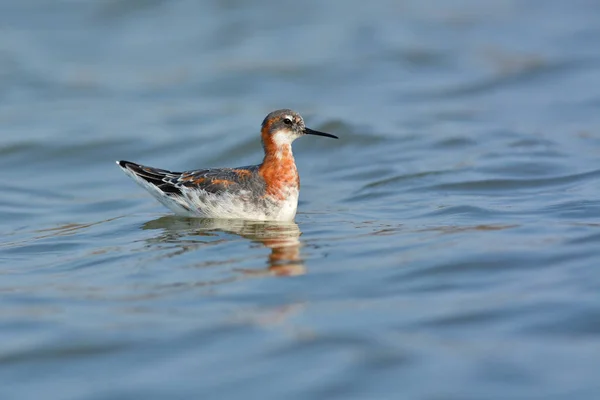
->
[271,131,297,159]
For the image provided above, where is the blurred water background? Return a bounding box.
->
[1,0,600,398]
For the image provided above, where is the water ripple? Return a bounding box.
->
[2,0,600,399]
[419,169,600,193]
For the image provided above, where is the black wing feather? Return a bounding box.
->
[118,160,260,196]
[118,160,183,195]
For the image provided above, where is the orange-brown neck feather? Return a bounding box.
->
[259,126,299,200]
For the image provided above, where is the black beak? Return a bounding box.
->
[304,127,338,139]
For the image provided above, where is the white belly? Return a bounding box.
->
[173,187,299,222]
[270,188,299,221]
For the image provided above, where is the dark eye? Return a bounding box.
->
[283,118,293,126]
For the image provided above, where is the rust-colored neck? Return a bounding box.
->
[259,129,299,200]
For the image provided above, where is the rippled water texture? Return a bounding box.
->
[2,0,600,399]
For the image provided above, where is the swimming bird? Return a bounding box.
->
[117,109,338,221]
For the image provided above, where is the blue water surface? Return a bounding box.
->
[1,1,600,399]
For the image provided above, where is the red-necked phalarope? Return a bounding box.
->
[117,109,338,221]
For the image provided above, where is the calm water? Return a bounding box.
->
[2,0,600,399]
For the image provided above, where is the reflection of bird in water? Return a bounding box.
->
[142,216,305,276]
